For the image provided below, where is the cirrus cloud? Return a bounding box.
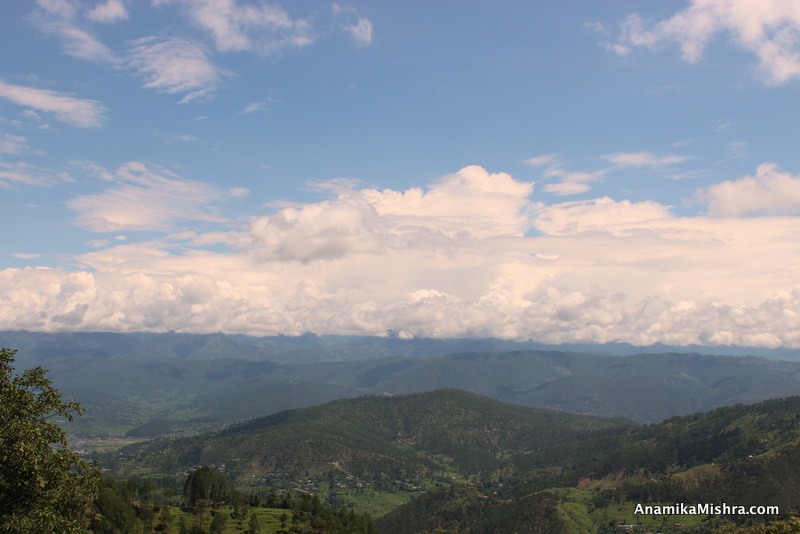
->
[32,0,119,64]
[603,151,692,168]
[127,37,228,103]
[0,80,106,128]
[158,0,314,54]
[67,161,235,232]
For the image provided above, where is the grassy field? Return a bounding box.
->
[158,506,313,533]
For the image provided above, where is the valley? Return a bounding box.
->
[4,331,800,532]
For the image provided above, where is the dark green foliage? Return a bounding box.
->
[108,389,629,487]
[0,348,99,533]
[209,509,226,533]
[248,510,260,533]
[183,466,235,505]
[712,518,800,533]
[90,477,138,534]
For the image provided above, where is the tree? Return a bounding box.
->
[0,348,99,533]
[183,466,234,506]
[248,510,260,534]
[209,510,227,534]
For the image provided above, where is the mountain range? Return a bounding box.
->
[4,331,800,436]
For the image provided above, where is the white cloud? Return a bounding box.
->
[241,102,269,114]
[73,160,115,181]
[33,0,118,64]
[611,0,800,86]
[603,151,691,168]
[0,133,29,154]
[347,17,373,46]
[0,80,106,127]
[127,37,226,102]
[251,166,534,262]
[160,0,314,54]
[229,187,249,198]
[695,162,800,216]
[541,166,607,196]
[524,154,559,167]
[67,161,234,231]
[585,21,611,38]
[11,253,42,260]
[84,0,128,23]
[728,141,747,159]
[0,162,73,188]
[6,165,800,348]
[542,181,593,196]
[533,151,691,196]
[534,197,673,236]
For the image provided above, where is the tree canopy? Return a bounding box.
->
[183,466,234,506]
[0,348,99,533]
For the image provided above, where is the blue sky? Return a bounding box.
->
[2,0,800,347]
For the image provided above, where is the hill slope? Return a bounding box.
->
[100,390,800,532]
[108,389,629,481]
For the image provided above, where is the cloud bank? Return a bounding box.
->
[3,165,800,348]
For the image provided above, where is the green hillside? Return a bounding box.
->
[97,390,800,533]
[379,395,800,533]
[103,390,630,516]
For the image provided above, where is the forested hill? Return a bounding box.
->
[106,389,631,482]
[379,394,800,533]
[102,390,800,532]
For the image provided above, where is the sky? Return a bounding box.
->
[2,0,800,348]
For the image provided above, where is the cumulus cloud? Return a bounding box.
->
[534,197,672,235]
[610,0,800,86]
[67,161,234,231]
[127,37,227,102]
[251,166,534,262]
[4,165,800,348]
[695,162,800,216]
[0,80,106,127]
